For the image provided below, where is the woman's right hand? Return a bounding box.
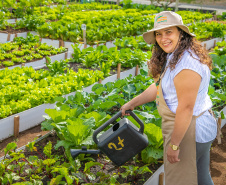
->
[120,102,135,117]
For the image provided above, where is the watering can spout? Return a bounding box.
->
[70,149,81,158]
[70,146,101,159]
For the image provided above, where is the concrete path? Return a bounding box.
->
[109,0,226,14]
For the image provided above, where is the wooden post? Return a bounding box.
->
[117,0,119,6]
[135,65,139,76]
[98,79,102,84]
[14,116,20,137]
[82,24,87,49]
[217,118,222,144]
[204,43,207,50]
[21,63,25,67]
[159,172,164,185]
[175,0,179,12]
[65,52,68,59]
[83,30,86,48]
[117,63,121,79]
[214,40,216,47]
[15,33,17,38]
[7,33,11,41]
[59,40,64,47]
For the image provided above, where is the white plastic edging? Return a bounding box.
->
[101,74,118,84]
[144,164,165,185]
[9,34,16,42]
[6,19,16,24]
[92,43,104,49]
[202,37,224,50]
[0,33,9,43]
[120,67,136,79]
[17,32,28,38]
[64,41,74,52]
[25,58,46,69]
[106,41,116,48]
[50,5,57,8]
[19,104,55,132]
[83,82,98,93]
[0,104,55,141]
[41,38,60,48]
[49,53,66,62]
[29,31,38,36]
[67,51,73,59]
[0,64,21,71]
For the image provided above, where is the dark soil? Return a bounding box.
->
[0,26,29,34]
[7,128,162,185]
[44,135,161,185]
[0,124,49,157]
[210,124,226,185]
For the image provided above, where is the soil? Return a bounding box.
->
[35,133,162,185]
[210,125,226,185]
[0,124,49,157]
[0,125,162,185]
[0,26,29,34]
[0,123,225,184]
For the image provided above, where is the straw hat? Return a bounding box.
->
[143,11,195,44]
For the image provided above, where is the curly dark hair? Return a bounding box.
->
[148,27,213,78]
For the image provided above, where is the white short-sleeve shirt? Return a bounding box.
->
[161,50,217,143]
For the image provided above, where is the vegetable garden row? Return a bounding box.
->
[0,1,226,184]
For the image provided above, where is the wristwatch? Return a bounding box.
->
[169,143,180,151]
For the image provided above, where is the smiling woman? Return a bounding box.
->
[120,11,220,185]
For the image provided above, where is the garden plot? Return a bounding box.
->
[0,33,68,70]
[0,2,225,184]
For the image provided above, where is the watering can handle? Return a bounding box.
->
[93,110,144,144]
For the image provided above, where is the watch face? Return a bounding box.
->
[173,145,177,150]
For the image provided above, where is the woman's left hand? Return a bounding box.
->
[166,146,180,164]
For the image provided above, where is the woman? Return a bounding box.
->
[121,11,218,185]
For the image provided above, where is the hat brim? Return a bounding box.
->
[143,24,195,44]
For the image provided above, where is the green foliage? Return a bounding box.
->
[0,34,68,69]
[217,12,226,20]
[46,57,70,75]
[208,53,226,118]
[0,66,103,118]
[0,141,79,184]
[114,36,153,50]
[177,10,213,24]
[212,40,226,56]
[70,44,150,73]
[189,21,226,40]
[120,0,133,9]
[120,164,152,179]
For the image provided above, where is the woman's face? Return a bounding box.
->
[155,26,180,53]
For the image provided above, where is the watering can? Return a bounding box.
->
[70,110,149,166]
